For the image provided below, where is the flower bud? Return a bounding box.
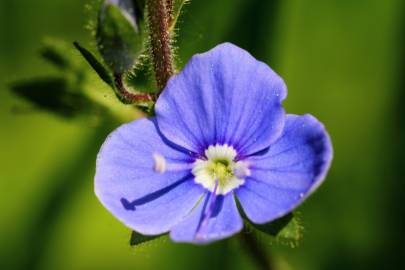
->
[97,0,145,74]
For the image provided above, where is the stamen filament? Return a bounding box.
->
[153,153,193,173]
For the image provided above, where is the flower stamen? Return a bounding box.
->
[153,152,193,173]
[153,153,167,173]
[192,144,248,195]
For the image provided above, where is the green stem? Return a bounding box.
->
[239,231,274,270]
[147,0,174,91]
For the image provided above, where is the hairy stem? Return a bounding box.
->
[239,231,274,270]
[113,73,156,103]
[147,0,174,91]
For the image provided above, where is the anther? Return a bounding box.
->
[153,153,166,173]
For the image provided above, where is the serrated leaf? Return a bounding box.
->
[73,41,114,87]
[125,59,156,93]
[276,214,302,244]
[130,231,166,246]
[10,77,93,118]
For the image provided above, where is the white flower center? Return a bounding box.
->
[192,144,250,195]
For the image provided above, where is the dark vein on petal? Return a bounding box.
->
[120,174,192,210]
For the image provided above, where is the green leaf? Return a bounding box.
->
[169,0,188,31]
[275,214,302,244]
[40,42,71,70]
[97,2,145,73]
[125,59,156,93]
[252,213,294,236]
[9,77,95,118]
[248,212,303,247]
[130,231,166,247]
[73,41,114,87]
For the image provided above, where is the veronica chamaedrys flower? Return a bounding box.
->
[95,43,333,244]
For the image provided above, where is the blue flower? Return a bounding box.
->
[95,43,333,244]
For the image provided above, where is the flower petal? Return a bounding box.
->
[236,114,333,224]
[95,118,205,235]
[170,192,243,244]
[155,43,286,156]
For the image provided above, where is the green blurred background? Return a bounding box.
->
[1,0,404,269]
